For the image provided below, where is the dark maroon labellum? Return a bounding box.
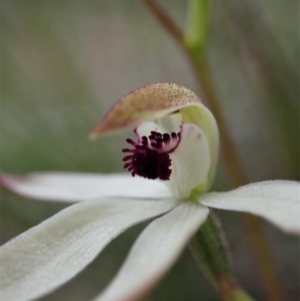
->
[122,131,181,180]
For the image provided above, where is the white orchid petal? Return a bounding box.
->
[181,105,219,190]
[135,121,160,139]
[168,123,211,199]
[158,113,182,133]
[0,198,176,301]
[0,172,171,202]
[200,180,300,234]
[94,203,209,301]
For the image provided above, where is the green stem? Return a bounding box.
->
[192,52,287,301]
[185,0,211,55]
[217,274,257,301]
[189,214,256,301]
[189,213,233,286]
[142,1,287,301]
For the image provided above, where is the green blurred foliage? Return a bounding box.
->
[0,1,299,300]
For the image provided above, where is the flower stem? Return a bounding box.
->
[189,213,256,301]
[189,213,233,287]
[142,1,287,301]
[143,0,185,46]
[193,60,287,301]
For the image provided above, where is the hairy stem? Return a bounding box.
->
[194,58,287,301]
[189,213,256,301]
[142,1,287,301]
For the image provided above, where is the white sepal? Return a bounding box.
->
[0,198,176,301]
[94,202,209,301]
[200,180,300,234]
[0,173,171,202]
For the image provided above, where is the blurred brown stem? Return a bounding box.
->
[142,1,287,301]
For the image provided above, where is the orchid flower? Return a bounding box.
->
[0,83,299,301]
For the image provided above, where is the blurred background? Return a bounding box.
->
[1,0,299,300]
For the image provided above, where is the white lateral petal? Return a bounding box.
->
[94,203,209,301]
[200,180,300,234]
[168,123,211,199]
[0,172,171,202]
[0,198,176,301]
